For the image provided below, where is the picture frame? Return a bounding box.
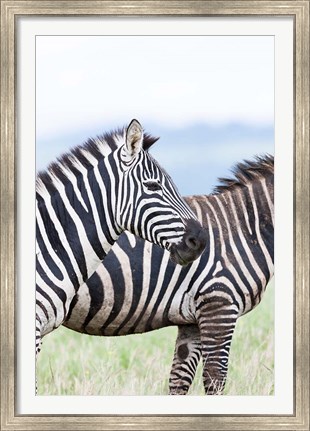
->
[0,1,309,430]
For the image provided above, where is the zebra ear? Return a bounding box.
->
[124,119,143,159]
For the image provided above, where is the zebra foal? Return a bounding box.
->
[36,119,207,357]
[64,154,274,395]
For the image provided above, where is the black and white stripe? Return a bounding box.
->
[36,120,207,356]
[63,154,274,395]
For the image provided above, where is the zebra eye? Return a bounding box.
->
[145,181,162,192]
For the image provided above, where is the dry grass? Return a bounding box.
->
[37,280,274,396]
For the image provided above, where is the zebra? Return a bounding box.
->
[36,119,208,357]
[63,154,274,395]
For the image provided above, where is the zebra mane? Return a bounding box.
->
[212,154,274,194]
[36,127,159,190]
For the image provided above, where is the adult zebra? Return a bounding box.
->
[36,119,207,356]
[63,154,274,395]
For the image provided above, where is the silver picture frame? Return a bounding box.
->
[1,1,309,430]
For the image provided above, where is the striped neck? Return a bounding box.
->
[185,171,274,279]
[36,153,123,289]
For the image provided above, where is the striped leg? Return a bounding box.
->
[169,325,201,395]
[197,299,238,395]
[35,313,42,356]
[35,313,43,394]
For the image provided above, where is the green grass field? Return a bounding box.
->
[37,280,274,396]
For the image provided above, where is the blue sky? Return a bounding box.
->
[36,35,274,195]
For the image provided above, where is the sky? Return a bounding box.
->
[36,35,274,195]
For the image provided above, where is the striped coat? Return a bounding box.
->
[36,120,207,357]
[64,155,274,394]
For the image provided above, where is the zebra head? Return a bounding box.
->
[116,120,207,265]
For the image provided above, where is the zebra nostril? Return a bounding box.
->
[185,235,199,250]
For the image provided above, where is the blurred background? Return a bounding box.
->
[36,35,274,196]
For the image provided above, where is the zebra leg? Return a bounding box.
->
[35,313,43,357]
[35,313,43,394]
[169,325,201,395]
[197,300,238,395]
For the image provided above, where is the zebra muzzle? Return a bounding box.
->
[169,220,208,265]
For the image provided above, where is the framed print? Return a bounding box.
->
[1,1,309,430]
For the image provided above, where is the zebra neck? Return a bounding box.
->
[36,156,123,289]
[185,176,274,276]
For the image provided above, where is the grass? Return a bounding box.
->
[37,280,274,396]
